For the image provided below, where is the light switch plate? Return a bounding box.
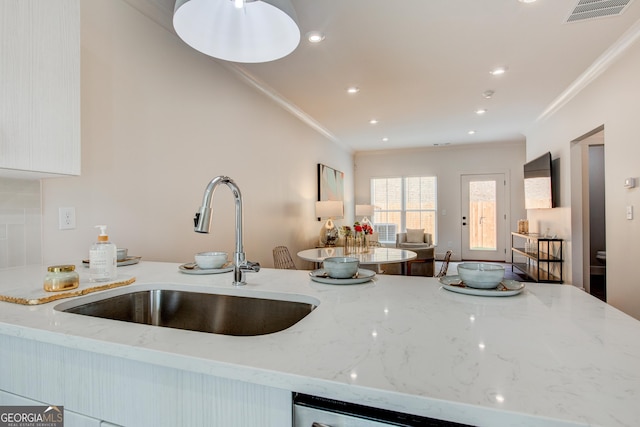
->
[59,207,76,230]
[626,205,633,220]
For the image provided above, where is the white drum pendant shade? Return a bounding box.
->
[173,0,300,63]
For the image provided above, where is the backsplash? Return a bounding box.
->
[0,178,42,268]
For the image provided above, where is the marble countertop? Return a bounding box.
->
[1,261,639,426]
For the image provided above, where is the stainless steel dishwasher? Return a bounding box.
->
[293,393,472,427]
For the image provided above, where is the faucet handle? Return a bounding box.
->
[233,261,260,286]
[241,261,260,273]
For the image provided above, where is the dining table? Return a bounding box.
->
[297,246,417,273]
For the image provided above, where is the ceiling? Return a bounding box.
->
[128,0,640,152]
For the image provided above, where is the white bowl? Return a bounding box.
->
[117,248,128,261]
[457,263,505,289]
[195,251,228,269]
[323,256,359,279]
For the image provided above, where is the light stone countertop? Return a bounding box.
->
[1,261,639,427]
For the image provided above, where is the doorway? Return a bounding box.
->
[461,173,507,261]
[570,126,606,301]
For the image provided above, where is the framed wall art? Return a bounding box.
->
[317,163,344,219]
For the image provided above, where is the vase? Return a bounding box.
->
[356,234,367,253]
[344,236,354,255]
[363,235,372,253]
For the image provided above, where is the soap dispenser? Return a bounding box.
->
[89,225,117,282]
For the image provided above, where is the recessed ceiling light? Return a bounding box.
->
[369,119,379,125]
[306,31,325,43]
[482,90,495,99]
[347,86,360,94]
[382,137,389,142]
[468,130,476,135]
[490,66,508,76]
[518,0,537,3]
[475,109,487,115]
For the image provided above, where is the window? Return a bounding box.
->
[371,176,437,244]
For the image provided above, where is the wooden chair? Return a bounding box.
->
[436,250,453,278]
[273,246,297,270]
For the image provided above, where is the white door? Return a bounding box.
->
[461,174,507,261]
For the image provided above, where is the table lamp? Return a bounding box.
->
[355,204,375,226]
[316,200,343,246]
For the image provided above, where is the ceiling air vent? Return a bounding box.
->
[566,0,635,23]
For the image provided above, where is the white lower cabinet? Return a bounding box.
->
[65,411,103,427]
[0,334,292,426]
[0,390,117,427]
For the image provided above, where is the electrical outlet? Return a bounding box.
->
[59,207,76,230]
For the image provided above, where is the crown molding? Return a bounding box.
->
[536,18,640,123]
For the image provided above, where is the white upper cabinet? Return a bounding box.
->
[0,0,80,179]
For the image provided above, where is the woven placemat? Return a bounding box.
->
[0,276,136,305]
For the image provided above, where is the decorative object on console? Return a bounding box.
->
[316,200,343,247]
[517,219,529,234]
[173,0,300,63]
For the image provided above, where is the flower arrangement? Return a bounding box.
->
[342,221,373,254]
[339,225,352,237]
[354,221,373,235]
[340,222,373,237]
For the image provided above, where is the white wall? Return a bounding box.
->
[0,178,41,268]
[40,0,353,268]
[526,37,640,319]
[354,142,526,260]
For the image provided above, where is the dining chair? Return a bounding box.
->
[273,246,297,270]
[435,250,453,278]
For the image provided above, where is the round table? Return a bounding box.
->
[297,247,417,273]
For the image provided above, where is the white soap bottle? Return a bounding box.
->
[89,225,117,282]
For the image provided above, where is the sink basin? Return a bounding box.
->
[57,289,317,336]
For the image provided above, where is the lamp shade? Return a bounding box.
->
[355,204,374,217]
[315,200,343,219]
[173,0,300,63]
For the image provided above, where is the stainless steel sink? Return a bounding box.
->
[59,289,317,336]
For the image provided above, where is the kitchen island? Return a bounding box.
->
[1,261,639,426]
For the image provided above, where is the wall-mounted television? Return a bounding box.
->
[524,152,555,209]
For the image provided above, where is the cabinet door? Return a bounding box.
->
[0,0,80,177]
[0,390,103,427]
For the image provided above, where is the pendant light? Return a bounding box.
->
[173,0,300,63]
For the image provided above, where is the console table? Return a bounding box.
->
[511,232,563,283]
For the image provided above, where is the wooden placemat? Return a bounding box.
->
[0,276,136,305]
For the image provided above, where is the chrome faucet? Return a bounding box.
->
[194,176,260,286]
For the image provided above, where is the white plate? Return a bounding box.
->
[440,275,525,297]
[178,262,233,275]
[309,268,375,285]
[82,256,141,267]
